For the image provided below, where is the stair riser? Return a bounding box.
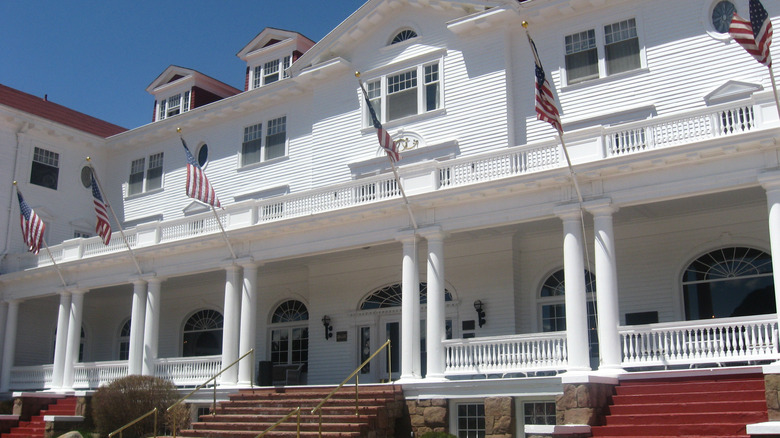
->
[605,411,767,426]
[612,390,764,404]
[592,423,748,436]
[609,400,767,415]
[615,381,764,395]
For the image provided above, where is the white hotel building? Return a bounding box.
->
[0,0,779,435]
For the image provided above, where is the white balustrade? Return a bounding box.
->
[442,332,568,376]
[620,315,778,367]
[72,360,129,389]
[9,365,53,390]
[154,355,222,387]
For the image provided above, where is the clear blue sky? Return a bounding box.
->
[1,1,367,130]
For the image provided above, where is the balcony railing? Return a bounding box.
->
[2,98,774,274]
[443,332,568,376]
[619,314,778,367]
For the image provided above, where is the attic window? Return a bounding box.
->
[391,29,417,44]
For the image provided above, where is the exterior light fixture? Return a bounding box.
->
[322,315,333,340]
[474,300,486,328]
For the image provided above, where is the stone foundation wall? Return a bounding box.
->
[556,383,614,426]
[765,374,780,420]
[484,397,514,438]
[407,396,515,437]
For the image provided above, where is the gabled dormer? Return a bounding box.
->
[146,66,241,122]
[237,28,315,91]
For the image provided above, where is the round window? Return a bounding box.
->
[80,166,93,188]
[197,143,208,167]
[711,1,736,33]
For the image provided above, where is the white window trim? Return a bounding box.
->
[125,152,165,198]
[361,58,444,129]
[561,15,648,87]
[157,91,190,121]
[250,54,293,89]
[239,115,289,169]
[448,398,486,437]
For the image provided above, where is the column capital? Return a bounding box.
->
[140,272,161,283]
[759,171,780,191]
[57,289,72,297]
[129,275,148,286]
[221,262,242,272]
[66,288,87,296]
[553,202,583,220]
[238,257,263,269]
[417,225,447,241]
[584,198,619,216]
[395,229,418,244]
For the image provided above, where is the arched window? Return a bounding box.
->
[183,309,223,357]
[391,29,418,45]
[682,246,775,320]
[270,300,309,366]
[360,282,453,310]
[118,319,131,360]
[538,269,598,365]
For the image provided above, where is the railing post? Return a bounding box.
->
[355,374,359,416]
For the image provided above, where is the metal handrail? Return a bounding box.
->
[256,406,301,438]
[166,348,255,437]
[108,407,158,438]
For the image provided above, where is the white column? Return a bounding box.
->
[142,278,162,376]
[63,290,86,389]
[221,264,242,385]
[51,292,72,388]
[555,204,592,372]
[238,262,260,386]
[0,300,20,392]
[398,232,420,381]
[128,279,147,375]
[421,227,446,380]
[759,173,780,343]
[586,199,623,372]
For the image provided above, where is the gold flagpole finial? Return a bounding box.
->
[522,21,529,28]
[176,127,182,134]
[86,156,91,162]
[13,181,17,186]
[355,71,361,78]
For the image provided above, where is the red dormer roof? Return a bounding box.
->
[0,84,127,138]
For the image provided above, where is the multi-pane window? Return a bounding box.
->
[158,92,190,121]
[127,153,164,196]
[252,56,293,89]
[241,117,287,166]
[183,310,223,357]
[270,300,309,366]
[118,319,131,361]
[564,18,642,85]
[363,61,441,126]
[565,30,598,84]
[523,401,557,425]
[30,147,60,190]
[604,19,640,75]
[457,403,485,438]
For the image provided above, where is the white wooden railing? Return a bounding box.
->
[153,355,222,386]
[72,360,128,389]
[9,365,53,390]
[443,332,568,375]
[619,315,778,367]
[2,99,775,274]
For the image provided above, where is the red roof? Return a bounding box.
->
[0,84,127,138]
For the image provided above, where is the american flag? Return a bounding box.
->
[91,173,111,245]
[527,33,563,134]
[358,81,401,162]
[16,190,45,254]
[181,137,221,208]
[729,0,773,67]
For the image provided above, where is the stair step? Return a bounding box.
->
[615,379,764,395]
[609,399,766,415]
[191,421,366,432]
[591,423,749,436]
[180,431,362,438]
[604,411,767,426]
[612,389,764,404]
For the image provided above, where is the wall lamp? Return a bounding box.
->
[322,315,333,340]
[474,300,486,328]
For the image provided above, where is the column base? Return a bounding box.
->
[396,374,423,384]
[422,374,448,383]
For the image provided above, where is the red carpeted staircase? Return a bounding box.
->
[179,384,405,437]
[2,396,78,438]
[591,373,768,438]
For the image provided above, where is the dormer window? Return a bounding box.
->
[391,29,418,44]
[158,91,190,121]
[252,55,292,89]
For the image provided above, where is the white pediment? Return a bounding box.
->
[704,80,764,105]
[183,200,211,216]
[237,28,315,62]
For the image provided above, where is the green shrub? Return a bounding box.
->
[91,375,187,437]
[419,432,457,438]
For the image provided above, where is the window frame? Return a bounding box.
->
[240,116,288,167]
[127,152,165,197]
[562,16,646,86]
[30,146,60,190]
[157,91,190,121]
[362,60,443,127]
[251,55,293,89]
[269,300,309,366]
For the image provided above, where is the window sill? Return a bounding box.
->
[124,187,164,201]
[560,67,650,92]
[360,108,446,134]
[237,155,290,172]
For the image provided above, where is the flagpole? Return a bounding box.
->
[557,135,584,205]
[85,158,144,276]
[769,67,780,121]
[13,182,67,287]
[356,73,418,231]
[176,128,237,261]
